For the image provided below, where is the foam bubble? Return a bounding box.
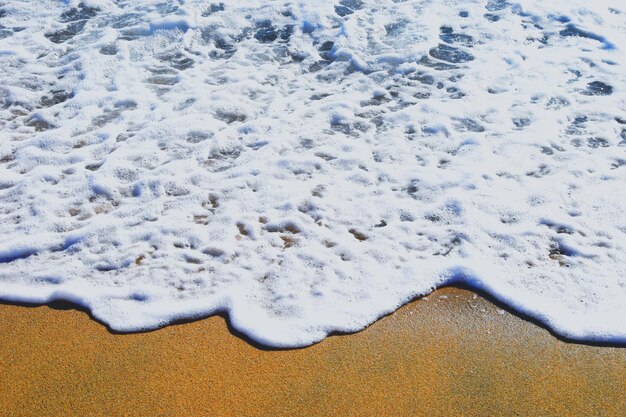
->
[0,0,625,347]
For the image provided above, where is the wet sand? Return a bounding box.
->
[1,287,624,416]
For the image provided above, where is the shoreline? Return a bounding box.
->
[1,287,624,416]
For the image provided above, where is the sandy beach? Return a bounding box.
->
[2,2,625,416]
[1,287,624,416]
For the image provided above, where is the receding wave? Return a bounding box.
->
[0,0,625,347]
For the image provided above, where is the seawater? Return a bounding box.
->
[0,0,625,347]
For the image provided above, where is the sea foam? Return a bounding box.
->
[0,0,625,347]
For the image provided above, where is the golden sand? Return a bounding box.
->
[1,288,624,416]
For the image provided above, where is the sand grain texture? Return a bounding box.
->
[1,288,624,416]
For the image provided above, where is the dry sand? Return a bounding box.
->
[1,287,624,416]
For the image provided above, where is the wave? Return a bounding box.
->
[0,0,625,347]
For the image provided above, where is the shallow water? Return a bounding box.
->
[0,0,625,347]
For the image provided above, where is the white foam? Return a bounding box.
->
[0,0,625,347]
